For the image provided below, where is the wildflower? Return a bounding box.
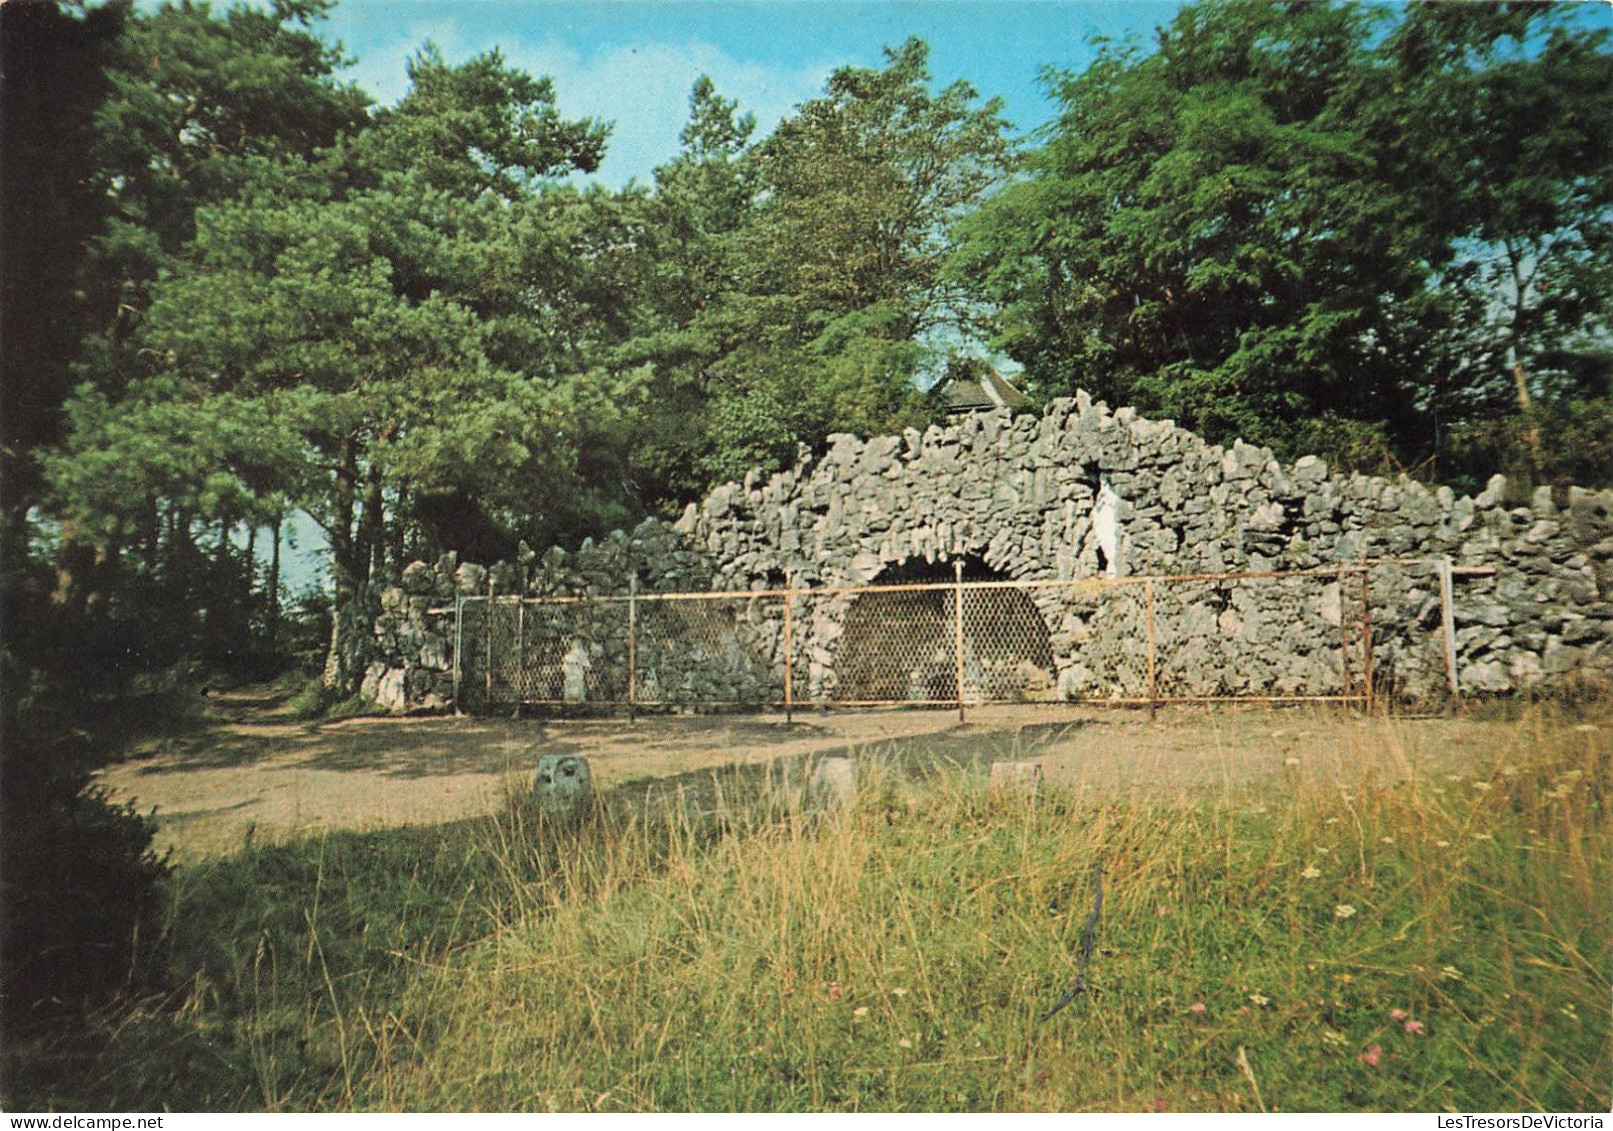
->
[1301,865,1322,879]
[1190,1001,1207,1014]
[1334,904,1357,920]
[1358,1044,1383,1068]
[1403,1019,1426,1036]
[1321,1028,1348,1049]
[1389,1009,1407,1021]
[1249,993,1270,1006]
[1439,965,1463,982]
[1336,973,1354,984]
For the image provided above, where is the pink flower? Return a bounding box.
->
[1389,1008,1407,1021]
[1189,1001,1206,1014]
[1358,1044,1383,1068]
[1404,1019,1426,1036]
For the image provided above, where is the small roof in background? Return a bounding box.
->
[933,366,1032,414]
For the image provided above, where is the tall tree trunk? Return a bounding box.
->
[267,515,281,660]
[243,522,258,664]
[1510,351,1543,485]
[1505,240,1544,485]
[358,462,385,585]
[390,485,408,575]
[322,436,364,694]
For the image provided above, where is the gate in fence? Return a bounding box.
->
[448,564,1386,718]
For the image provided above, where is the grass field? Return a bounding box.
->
[5,701,1608,1112]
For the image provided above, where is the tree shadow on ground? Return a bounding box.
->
[131,712,840,779]
[619,718,1091,817]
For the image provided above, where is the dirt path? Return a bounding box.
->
[98,688,1553,860]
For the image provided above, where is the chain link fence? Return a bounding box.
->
[447,564,1406,717]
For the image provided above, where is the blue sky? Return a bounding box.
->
[323,0,1190,186]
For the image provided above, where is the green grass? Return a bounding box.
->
[283,677,376,722]
[6,707,1608,1112]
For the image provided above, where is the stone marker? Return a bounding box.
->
[806,756,856,808]
[990,760,1043,798]
[534,754,593,820]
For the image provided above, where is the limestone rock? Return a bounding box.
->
[533,754,593,820]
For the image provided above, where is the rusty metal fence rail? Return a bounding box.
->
[441,561,1440,719]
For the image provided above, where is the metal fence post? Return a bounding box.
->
[783,582,794,726]
[628,573,638,724]
[485,572,495,707]
[516,586,525,707]
[954,560,966,724]
[452,594,464,715]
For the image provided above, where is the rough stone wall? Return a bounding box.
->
[361,392,1612,711]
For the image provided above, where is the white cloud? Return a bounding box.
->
[339,16,468,108]
[341,25,832,186]
[506,40,831,185]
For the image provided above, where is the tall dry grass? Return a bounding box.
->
[6,704,1607,1112]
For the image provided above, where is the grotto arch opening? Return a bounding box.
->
[832,557,1058,703]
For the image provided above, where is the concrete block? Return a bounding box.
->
[990,760,1042,798]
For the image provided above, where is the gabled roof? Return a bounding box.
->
[933,367,1032,414]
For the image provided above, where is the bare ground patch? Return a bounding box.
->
[98,688,1555,859]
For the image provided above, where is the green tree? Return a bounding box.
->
[702,39,1012,480]
[1385,2,1613,485]
[48,47,619,692]
[81,0,369,381]
[613,76,760,507]
[6,0,372,680]
[957,0,1612,480]
[0,0,124,531]
[957,1,1441,460]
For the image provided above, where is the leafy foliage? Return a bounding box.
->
[627,41,1011,491]
[954,0,1612,476]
